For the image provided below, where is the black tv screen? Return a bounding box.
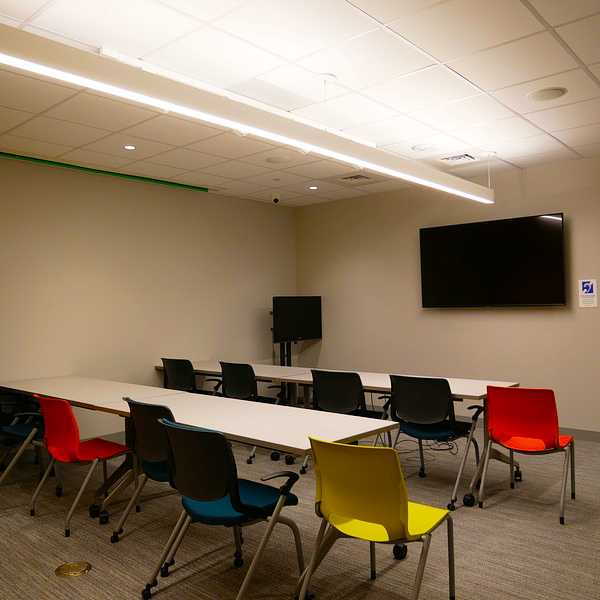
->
[420,213,566,308]
[272,296,322,343]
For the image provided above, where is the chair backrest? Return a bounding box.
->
[389,375,453,425]
[310,437,409,541]
[35,395,81,463]
[160,418,260,516]
[486,386,559,447]
[219,362,258,400]
[161,358,197,392]
[125,398,174,464]
[311,370,366,415]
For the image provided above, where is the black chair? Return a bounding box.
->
[161,358,221,395]
[387,375,483,511]
[219,361,286,464]
[110,398,178,543]
[312,369,379,416]
[141,419,304,600]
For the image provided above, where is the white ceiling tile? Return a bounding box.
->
[448,158,517,177]
[59,148,133,168]
[312,187,370,201]
[11,115,110,146]
[0,69,77,113]
[157,0,248,22]
[121,115,222,146]
[145,26,285,88]
[83,133,174,159]
[362,66,478,113]
[572,142,600,157]
[480,134,566,158]
[589,62,600,79]
[344,115,437,146]
[491,69,600,114]
[556,14,600,65]
[0,133,72,157]
[215,180,270,196]
[0,106,34,132]
[283,160,352,178]
[527,0,600,26]
[26,0,200,57]
[213,0,374,60]
[120,161,189,180]
[0,0,51,21]
[186,132,277,159]
[383,133,470,159]
[357,180,412,193]
[524,98,600,131]
[241,170,311,187]
[175,171,233,188]
[146,147,225,170]
[244,188,304,202]
[228,78,322,112]
[281,179,345,194]
[448,32,579,91]
[508,148,579,168]
[237,147,319,169]
[297,29,433,90]
[389,0,543,61]
[552,123,600,147]
[200,159,271,179]
[291,93,397,130]
[348,0,446,24]
[451,116,542,146]
[44,93,156,131]
[409,94,514,131]
[0,14,19,26]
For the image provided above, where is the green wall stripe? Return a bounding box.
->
[0,151,209,193]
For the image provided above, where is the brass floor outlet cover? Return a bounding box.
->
[55,562,92,578]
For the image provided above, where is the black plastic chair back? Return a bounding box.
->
[160,419,260,516]
[125,398,174,464]
[161,358,197,392]
[219,362,258,400]
[311,370,366,415]
[389,375,453,425]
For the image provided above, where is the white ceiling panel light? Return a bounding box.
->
[0,25,494,204]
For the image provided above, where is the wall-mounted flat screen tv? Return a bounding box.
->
[420,213,566,308]
[272,296,322,343]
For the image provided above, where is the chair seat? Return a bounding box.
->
[182,478,298,526]
[493,433,573,452]
[141,459,170,482]
[2,423,43,438]
[328,500,449,543]
[76,438,131,461]
[400,419,470,441]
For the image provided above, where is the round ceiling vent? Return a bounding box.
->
[526,87,567,102]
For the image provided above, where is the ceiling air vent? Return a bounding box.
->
[438,154,479,164]
[337,174,374,184]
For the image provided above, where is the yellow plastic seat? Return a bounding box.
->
[296,437,455,600]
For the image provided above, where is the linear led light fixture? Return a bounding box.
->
[0,52,493,204]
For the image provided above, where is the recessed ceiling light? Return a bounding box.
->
[123,144,136,150]
[266,156,292,164]
[526,87,567,102]
[412,143,438,153]
[309,186,318,190]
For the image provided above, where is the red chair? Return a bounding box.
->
[30,395,133,537]
[478,386,575,524]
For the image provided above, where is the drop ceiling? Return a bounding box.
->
[0,0,599,206]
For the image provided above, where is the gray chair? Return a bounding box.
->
[161,358,221,395]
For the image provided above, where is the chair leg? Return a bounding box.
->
[418,440,426,477]
[143,510,190,598]
[65,458,99,537]
[449,430,476,510]
[278,515,305,574]
[509,450,515,488]
[30,456,56,516]
[369,541,376,580]
[447,516,455,600]
[478,439,493,508]
[0,427,39,486]
[559,446,571,525]
[246,446,257,464]
[233,525,244,566]
[410,534,432,600]
[570,441,576,499]
[110,474,149,542]
[161,514,192,576]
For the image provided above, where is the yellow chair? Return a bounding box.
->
[296,437,455,600]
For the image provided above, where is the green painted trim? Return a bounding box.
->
[0,152,209,193]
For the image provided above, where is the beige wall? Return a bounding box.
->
[0,158,296,437]
[296,156,600,434]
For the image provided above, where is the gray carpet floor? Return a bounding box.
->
[0,431,598,600]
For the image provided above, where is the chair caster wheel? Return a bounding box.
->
[136,505,141,513]
[110,532,120,543]
[285,455,295,465]
[514,469,522,482]
[30,509,35,516]
[160,565,170,577]
[246,458,253,464]
[300,467,307,474]
[418,469,426,478]
[65,529,70,537]
[393,544,407,560]
[89,504,100,518]
[370,569,376,580]
[447,501,456,511]
[234,554,244,567]
[99,510,109,525]
[142,587,153,599]
[463,493,475,507]
[55,485,63,497]
[271,452,280,461]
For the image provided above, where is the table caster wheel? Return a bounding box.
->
[463,493,475,507]
[393,544,407,560]
[285,455,295,465]
[270,452,280,461]
[300,467,306,474]
[89,504,100,518]
[447,501,456,511]
[99,510,109,525]
[246,458,253,464]
[418,468,426,478]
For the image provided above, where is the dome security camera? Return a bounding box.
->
[272,194,280,204]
